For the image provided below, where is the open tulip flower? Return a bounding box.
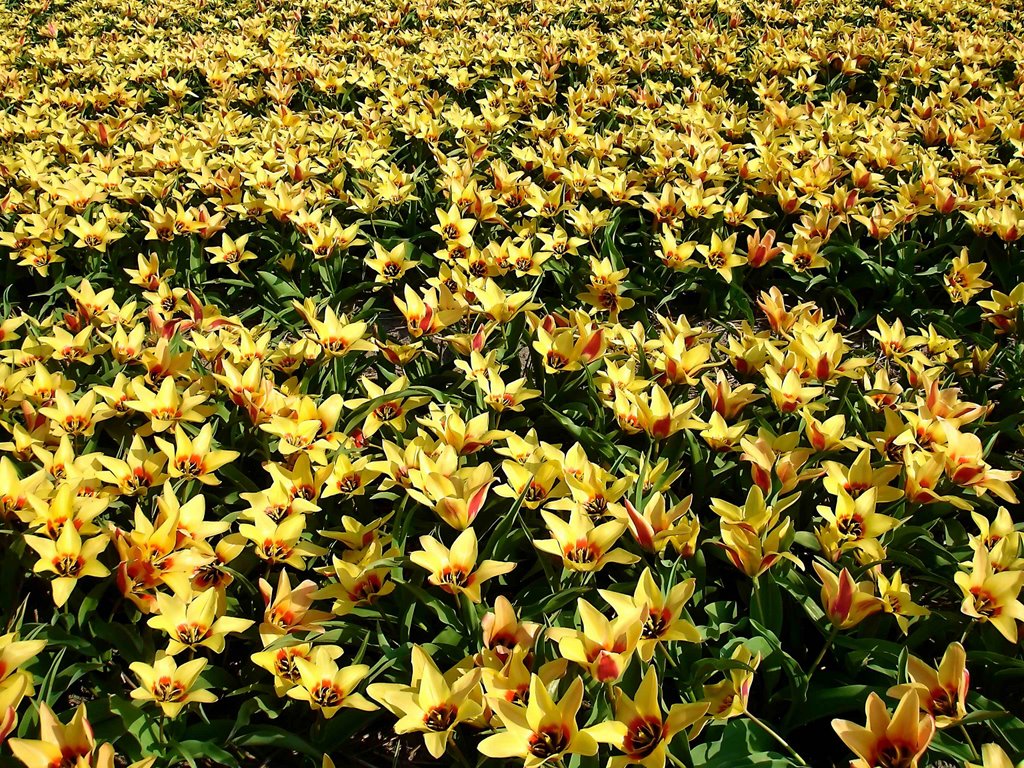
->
[7,703,94,766]
[478,675,606,767]
[368,646,483,759]
[155,424,239,485]
[623,493,699,556]
[814,561,886,630]
[833,690,936,768]
[547,598,643,683]
[480,595,541,662]
[257,569,333,644]
[147,588,253,655]
[599,568,701,662]
[887,642,969,728]
[1,0,1024,764]
[967,744,1024,768]
[700,644,761,724]
[129,654,217,718]
[410,527,515,604]
[0,633,47,743]
[287,646,377,719]
[954,547,1024,643]
[24,520,110,607]
[7,703,154,768]
[599,667,710,768]
[534,509,640,572]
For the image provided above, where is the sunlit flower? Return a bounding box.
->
[832,690,935,768]
[478,675,605,766]
[130,654,218,718]
[887,642,968,728]
[598,667,709,768]
[287,646,377,718]
[410,528,515,603]
[368,646,482,759]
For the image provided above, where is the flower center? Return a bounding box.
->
[930,688,958,717]
[876,743,915,768]
[126,467,154,492]
[193,563,228,590]
[152,406,182,421]
[508,685,529,706]
[323,338,349,353]
[971,589,1000,618]
[438,567,470,588]
[335,476,361,494]
[598,290,619,309]
[625,716,665,757]
[176,455,205,478]
[53,554,83,577]
[836,516,864,538]
[352,574,384,602]
[423,703,458,732]
[524,482,548,502]
[269,606,296,628]
[529,726,569,758]
[713,693,735,715]
[293,484,316,501]
[152,676,187,702]
[265,504,290,523]
[260,540,292,562]
[374,402,401,421]
[175,623,210,646]
[274,652,301,681]
[564,541,597,564]
[643,609,670,639]
[311,682,343,708]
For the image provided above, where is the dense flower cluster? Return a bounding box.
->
[1,0,1024,766]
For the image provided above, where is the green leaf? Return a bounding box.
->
[175,739,240,768]
[960,709,1010,725]
[788,684,877,724]
[751,578,783,638]
[397,579,459,627]
[480,482,529,561]
[538,586,591,614]
[257,270,303,300]
[233,725,321,757]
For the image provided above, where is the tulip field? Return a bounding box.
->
[2,0,1024,765]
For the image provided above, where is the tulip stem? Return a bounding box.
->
[745,710,808,766]
[448,739,473,768]
[752,577,765,622]
[603,681,618,714]
[668,751,693,768]
[803,625,839,694]
[658,642,678,668]
[960,621,975,646]
[375,600,394,632]
[459,594,478,636]
[959,724,979,760]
